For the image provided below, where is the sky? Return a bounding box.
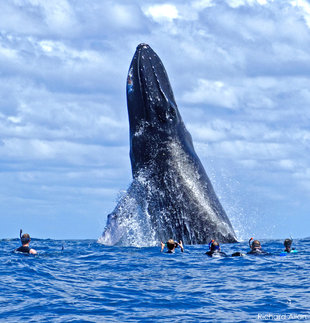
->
[0,0,310,240]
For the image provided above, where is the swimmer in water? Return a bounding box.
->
[282,238,298,254]
[161,239,184,253]
[284,238,293,253]
[247,238,267,255]
[205,240,227,257]
[15,230,37,255]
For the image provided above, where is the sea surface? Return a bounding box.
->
[0,238,309,322]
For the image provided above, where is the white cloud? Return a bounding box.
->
[0,45,18,60]
[182,79,240,109]
[0,137,129,167]
[291,0,310,28]
[192,0,214,10]
[188,124,226,142]
[110,4,138,27]
[228,0,271,7]
[143,4,179,22]
[36,0,78,35]
[278,159,296,170]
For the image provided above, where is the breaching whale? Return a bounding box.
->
[99,44,237,246]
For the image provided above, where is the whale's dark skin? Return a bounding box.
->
[100,44,237,246]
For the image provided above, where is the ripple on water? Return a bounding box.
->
[0,238,309,322]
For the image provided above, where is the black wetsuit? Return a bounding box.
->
[247,249,268,255]
[231,252,245,257]
[205,250,227,257]
[15,246,31,253]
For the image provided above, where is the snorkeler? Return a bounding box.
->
[280,238,298,256]
[247,238,267,255]
[205,240,227,257]
[284,238,293,253]
[161,239,184,253]
[15,230,37,255]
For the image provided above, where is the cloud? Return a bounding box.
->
[291,0,310,28]
[192,0,214,10]
[182,79,240,108]
[227,0,270,8]
[143,4,179,22]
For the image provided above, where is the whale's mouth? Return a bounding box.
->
[127,44,180,135]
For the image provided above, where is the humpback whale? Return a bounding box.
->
[99,44,237,246]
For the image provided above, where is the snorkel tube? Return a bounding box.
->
[248,237,254,249]
[19,229,30,245]
[209,239,215,250]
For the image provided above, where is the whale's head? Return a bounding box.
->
[127,44,190,176]
[127,43,181,132]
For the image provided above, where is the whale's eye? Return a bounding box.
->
[168,106,176,120]
[166,101,177,122]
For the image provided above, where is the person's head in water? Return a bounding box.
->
[167,239,178,251]
[161,239,184,253]
[209,240,220,252]
[205,239,227,257]
[251,240,261,250]
[16,230,37,255]
[21,233,31,246]
[247,237,268,255]
[284,238,292,252]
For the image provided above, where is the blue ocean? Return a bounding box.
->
[0,238,309,322]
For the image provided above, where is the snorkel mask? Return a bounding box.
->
[284,238,293,250]
[249,237,261,249]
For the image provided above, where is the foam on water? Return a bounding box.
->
[98,177,158,247]
[100,137,236,246]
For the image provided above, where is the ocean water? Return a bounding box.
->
[0,238,309,322]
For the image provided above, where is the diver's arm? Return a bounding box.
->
[29,249,37,255]
[160,242,165,252]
